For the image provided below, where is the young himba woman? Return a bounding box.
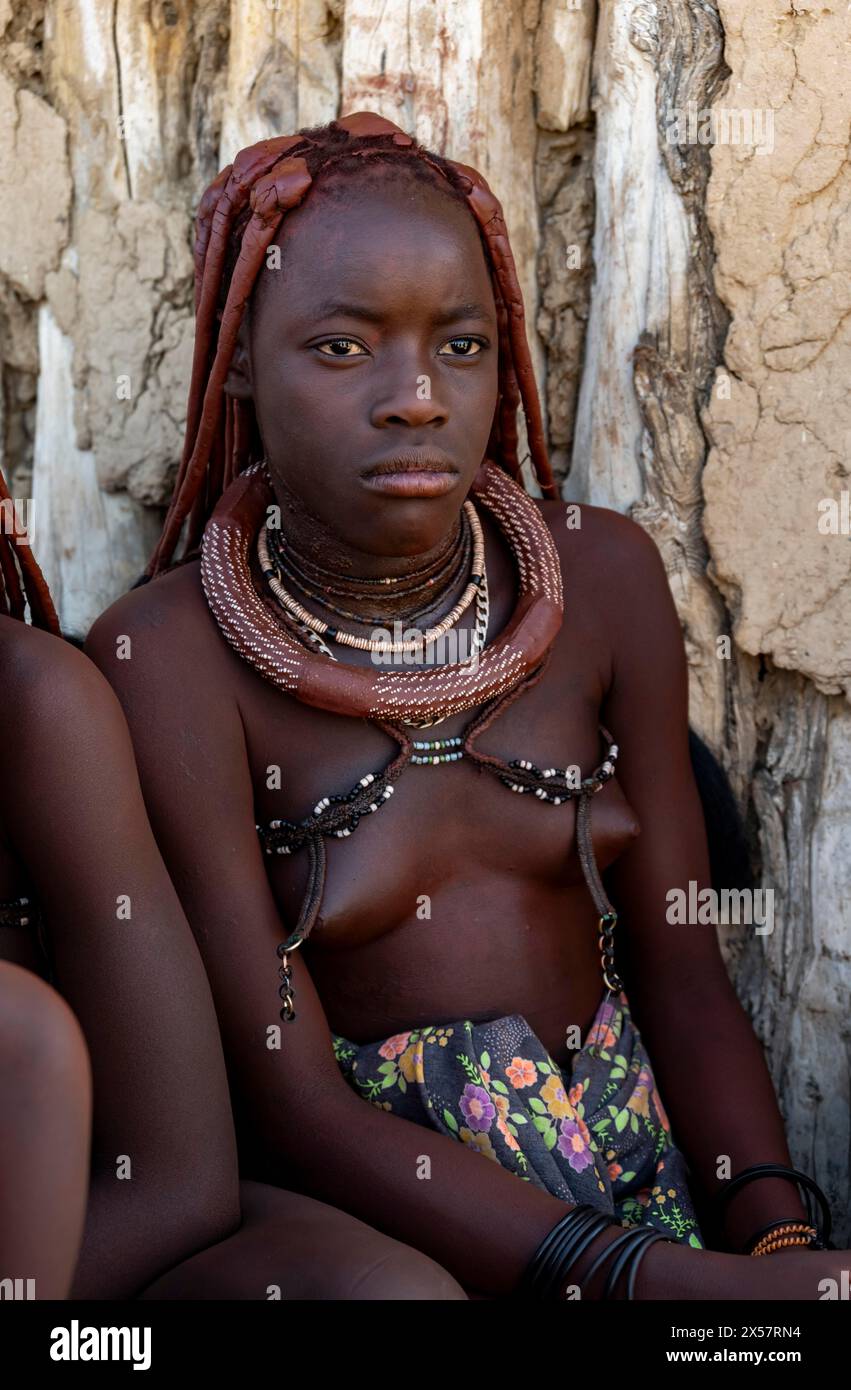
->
[87,112,846,1300]
[0,467,465,1300]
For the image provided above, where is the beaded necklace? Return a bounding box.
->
[199,457,563,725]
[256,499,487,658]
[269,505,471,614]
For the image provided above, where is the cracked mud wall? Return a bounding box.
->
[3,0,849,1238]
[578,0,850,1240]
[702,0,851,1241]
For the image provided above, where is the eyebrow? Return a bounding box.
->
[311,298,494,326]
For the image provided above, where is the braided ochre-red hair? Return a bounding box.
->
[146,110,556,578]
[0,468,60,633]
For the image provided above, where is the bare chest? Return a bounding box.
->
[234,638,641,1049]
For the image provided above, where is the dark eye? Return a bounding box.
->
[316,339,368,357]
[439,337,485,356]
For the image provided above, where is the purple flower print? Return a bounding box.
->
[557,1117,595,1173]
[459,1083,495,1132]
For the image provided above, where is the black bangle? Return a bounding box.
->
[538,1212,618,1299]
[519,1207,675,1302]
[551,1214,621,1298]
[623,1230,670,1299]
[517,1212,597,1295]
[519,1206,620,1299]
[580,1226,644,1298]
[581,1225,674,1300]
[710,1163,832,1250]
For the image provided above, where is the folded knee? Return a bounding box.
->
[335,1245,469,1301]
[0,962,90,1090]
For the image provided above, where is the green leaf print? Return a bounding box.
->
[457,1054,483,1086]
[480,1051,491,1070]
[537,1062,552,1075]
[592,1118,611,1133]
[510,1114,528,1125]
[614,1109,629,1132]
[377,1061,397,1075]
[443,1109,459,1132]
[490,1079,509,1095]
[381,1074,397,1090]
[543,1126,557,1151]
[528,1097,547,1115]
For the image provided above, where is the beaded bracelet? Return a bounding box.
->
[710,1162,832,1252]
[746,1220,818,1256]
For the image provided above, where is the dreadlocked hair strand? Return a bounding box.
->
[146,111,556,579]
[0,468,60,633]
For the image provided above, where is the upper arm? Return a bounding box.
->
[0,626,238,1210]
[591,513,726,995]
[86,587,349,1160]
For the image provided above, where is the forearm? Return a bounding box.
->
[628,972,810,1251]
[264,1086,628,1298]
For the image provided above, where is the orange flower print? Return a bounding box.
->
[608,1160,623,1182]
[585,1020,617,1052]
[541,1073,575,1120]
[378,1032,411,1061]
[493,1093,510,1120]
[568,1081,584,1108]
[652,1086,671,1133]
[506,1057,536,1088]
[496,1115,521,1152]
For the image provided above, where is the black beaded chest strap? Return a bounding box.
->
[0,895,34,928]
[256,655,626,1020]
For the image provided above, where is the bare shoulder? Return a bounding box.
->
[0,616,145,820]
[537,496,664,573]
[535,496,671,624]
[0,613,121,731]
[86,559,213,657]
[84,559,232,705]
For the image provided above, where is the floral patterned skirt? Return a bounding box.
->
[331,987,704,1249]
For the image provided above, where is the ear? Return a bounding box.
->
[222,313,253,401]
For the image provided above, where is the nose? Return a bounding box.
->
[369,358,449,431]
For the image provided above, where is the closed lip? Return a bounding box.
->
[361,451,459,478]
